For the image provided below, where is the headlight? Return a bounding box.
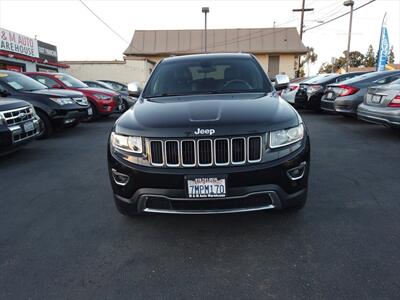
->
[111,132,143,154]
[49,97,75,105]
[269,123,304,149]
[94,93,112,100]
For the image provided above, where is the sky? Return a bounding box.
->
[0,0,399,75]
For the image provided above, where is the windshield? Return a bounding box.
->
[55,74,88,88]
[0,72,47,91]
[143,56,272,98]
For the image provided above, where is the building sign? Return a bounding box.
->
[0,27,39,58]
[38,40,58,62]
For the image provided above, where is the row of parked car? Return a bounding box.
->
[281,70,400,128]
[0,70,139,155]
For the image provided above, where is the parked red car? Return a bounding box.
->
[25,72,122,119]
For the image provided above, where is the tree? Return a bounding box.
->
[388,47,395,64]
[300,46,318,77]
[348,51,365,67]
[364,45,376,67]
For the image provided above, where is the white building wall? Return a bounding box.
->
[65,59,151,85]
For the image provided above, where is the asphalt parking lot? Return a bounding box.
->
[1,112,400,299]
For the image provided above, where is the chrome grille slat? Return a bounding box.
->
[150,140,164,166]
[231,137,246,165]
[148,136,263,167]
[248,136,262,163]
[2,106,35,126]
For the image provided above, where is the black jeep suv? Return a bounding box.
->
[108,53,310,215]
[0,97,40,155]
[0,71,91,138]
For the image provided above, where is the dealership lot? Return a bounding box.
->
[1,112,400,299]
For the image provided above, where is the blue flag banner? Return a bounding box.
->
[377,24,390,71]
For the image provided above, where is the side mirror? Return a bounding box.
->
[127,82,142,97]
[274,74,290,91]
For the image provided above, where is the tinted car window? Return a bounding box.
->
[0,72,47,91]
[143,56,272,98]
[374,74,400,85]
[32,75,60,88]
[341,71,400,85]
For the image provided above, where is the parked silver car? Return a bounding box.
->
[321,71,400,116]
[357,78,400,128]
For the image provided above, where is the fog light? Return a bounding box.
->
[64,118,75,124]
[111,168,130,186]
[287,162,306,181]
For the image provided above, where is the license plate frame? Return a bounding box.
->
[371,95,382,103]
[23,121,34,132]
[185,175,227,198]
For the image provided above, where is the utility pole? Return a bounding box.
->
[202,7,209,53]
[293,0,314,77]
[344,0,354,72]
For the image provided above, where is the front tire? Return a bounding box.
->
[36,110,53,139]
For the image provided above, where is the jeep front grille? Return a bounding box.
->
[148,136,262,167]
[2,106,35,126]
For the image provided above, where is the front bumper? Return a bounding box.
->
[108,139,310,214]
[357,103,400,127]
[0,119,40,154]
[51,108,89,126]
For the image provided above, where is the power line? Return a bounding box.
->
[78,0,128,44]
[304,0,376,32]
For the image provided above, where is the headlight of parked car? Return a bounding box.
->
[269,123,304,149]
[49,97,75,105]
[94,93,112,100]
[111,132,143,154]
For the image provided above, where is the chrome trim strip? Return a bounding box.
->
[214,138,230,166]
[111,168,130,186]
[141,191,279,214]
[287,162,307,181]
[165,140,180,167]
[197,139,213,167]
[144,205,275,215]
[180,140,196,167]
[231,137,246,165]
[247,136,263,163]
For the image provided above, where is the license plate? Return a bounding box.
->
[326,92,334,99]
[372,95,382,103]
[23,121,34,132]
[118,105,123,111]
[87,108,93,116]
[187,177,226,198]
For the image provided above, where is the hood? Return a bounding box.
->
[77,87,118,96]
[27,89,84,98]
[115,93,299,138]
[0,97,30,111]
